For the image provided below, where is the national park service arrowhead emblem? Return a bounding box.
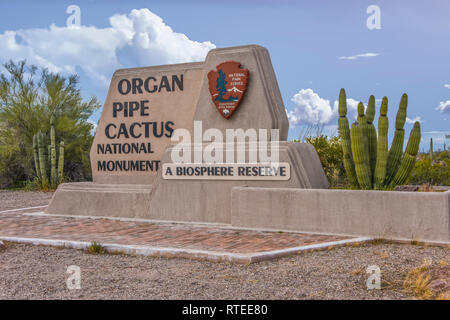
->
[207,61,249,119]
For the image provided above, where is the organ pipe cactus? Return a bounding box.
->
[32,116,65,189]
[338,89,421,190]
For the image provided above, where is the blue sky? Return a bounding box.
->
[0,0,449,151]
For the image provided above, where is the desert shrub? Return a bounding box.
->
[295,135,349,188]
[0,60,100,188]
[409,152,450,186]
[86,241,105,254]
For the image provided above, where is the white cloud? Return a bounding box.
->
[287,88,361,127]
[444,84,450,89]
[436,100,450,114]
[339,53,379,60]
[406,116,422,124]
[0,8,215,88]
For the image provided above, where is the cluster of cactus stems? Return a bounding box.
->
[339,89,421,190]
[32,115,65,189]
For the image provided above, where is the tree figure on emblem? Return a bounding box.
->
[215,69,227,101]
[215,69,237,102]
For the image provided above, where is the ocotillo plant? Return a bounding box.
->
[338,89,421,190]
[32,116,65,190]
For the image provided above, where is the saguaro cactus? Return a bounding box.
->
[338,90,421,190]
[32,116,65,189]
[338,88,359,187]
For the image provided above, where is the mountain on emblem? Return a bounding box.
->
[207,61,249,119]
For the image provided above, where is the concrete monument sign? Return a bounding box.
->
[45,45,450,244]
[47,45,329,223]
[91,62,205,184]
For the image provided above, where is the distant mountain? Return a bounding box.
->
[227,86,243,93]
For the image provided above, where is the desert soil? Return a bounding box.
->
[0,190,54,211]
[0,190,448,300]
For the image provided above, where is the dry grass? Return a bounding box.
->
[403,259,449,300]
[350,268,362,275]
[418,183,434,192]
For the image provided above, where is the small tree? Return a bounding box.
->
[0,60,100,188]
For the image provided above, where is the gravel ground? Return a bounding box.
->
[0,190,54,211]
[0,190,448,299]
[0,242,448,299]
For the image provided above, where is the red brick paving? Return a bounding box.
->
[0,208,351,254]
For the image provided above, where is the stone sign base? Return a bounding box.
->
[232,187,450,243]
[46,182,152,218]
[140,141,328,223]
[46,141,329,222]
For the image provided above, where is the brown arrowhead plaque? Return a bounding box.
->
[207,61,249,119]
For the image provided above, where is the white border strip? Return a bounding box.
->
[0,236,373,264]
[0,205,47,214]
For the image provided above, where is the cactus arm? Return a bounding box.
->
[390,121,421,186]
[385,93,408,185]
[355,102,372,188]
[37,131,48,187]
[351,120,372,189]
[338,89,359,188]
[365,95,377,178]
[374,97,389,189]
[430,138,433,162]
[58,141,64,184]
[50,116,57,187]
[33,133,41,180]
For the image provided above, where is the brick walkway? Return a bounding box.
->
[0,207,363,263]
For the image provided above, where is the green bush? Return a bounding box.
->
[295,135,350,188]
[0,60,100,188]
[409,152,450,186]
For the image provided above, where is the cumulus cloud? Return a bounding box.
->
[339,53,379,60]
[0,8,215,88]
[287,88,361,127]
[406,116,422,124]
[436,100,450,114]
[444,84,450,89]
